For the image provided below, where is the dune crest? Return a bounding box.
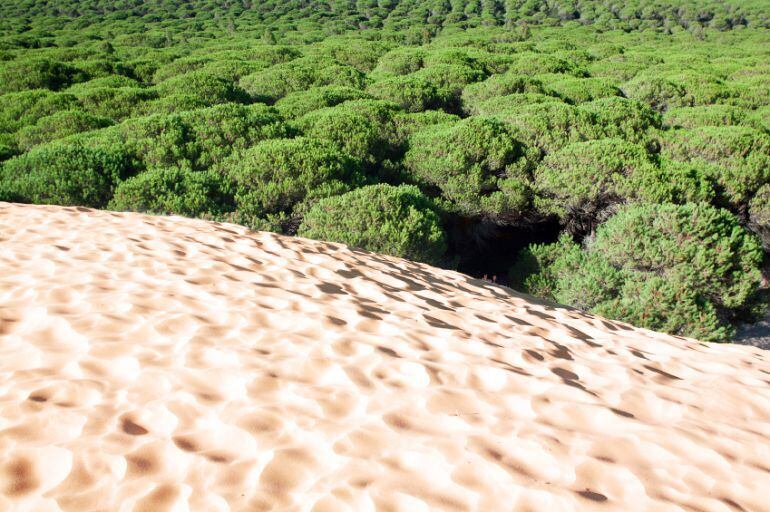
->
[1,202,769,511]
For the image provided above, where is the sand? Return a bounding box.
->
[0,202,769,512]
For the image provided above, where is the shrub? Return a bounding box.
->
[71,58,129,81]
[293,100,399,165]
[392,110,460,145]
[403,117,529,221]
[0,59,81,93]
[240,59,366,103]
[367,75,445,112]
[199,60,269,81]
[729,75,770,109]
[413,64,486,107]
[545,77,621,104]
[660,126,770,207]
[472,93,562,116]
[0,141,132,207]
[152,56,213,82]
[372,47,426,76]
[621,75,692,112]
[16,109,114,150]
[640,158,717,205]
[493,102,604,155]
[154,70,250,106]
[512,203,764,341]
[234,45,302,65]
[274,86,372,119]
[298,184,447,265]
[66,76,141,91]
[665,70,734,106]
[423,48,495,75]
[313,64,368,90]
[110,103,289,171]
[748,184,770,251]
[533,139,658,224]
[224,137,364,225]
[311,40,391,73]
[108,166,235,217]
[75,87,159,121]
[749,105,770,133]
[511,234,625,311]
[580,96,662,146]
[506,52,587,77]
[138,93,215,114]
[0,142,17,162]
[239,60,319,103]
[461,74,546,115]
[663,105,748,129]
[588,52,662,82]
[0,90,79,133]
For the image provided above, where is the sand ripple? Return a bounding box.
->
[1,203,769,511]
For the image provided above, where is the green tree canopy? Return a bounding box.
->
[298,184,447,265]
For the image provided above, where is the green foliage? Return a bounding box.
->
[94,103,290,171]
[622,75,692,112]
[660,126,770,206]
[663,105,748,129]
[588,52,662,82]
[373,47,426,76]
[471,93,561,116]
[293,100,399,165]
[275,86,373,119]
[506,52,587,77]
[367,75,445,112]
[3,0,768,34]
[152,56,213,83]
[749,105,770,133]
[0,141,132,207]
[580,96,662,146]
[404,117,529,221]
[2,0,769,340]
[392,110,460,144]
[224,137,365,229]
[108,166,234,217]
[198,60,269,81]
[513,203,764,341]
[748,183,770,250]
[0,59,81,94]
[493,102,603,154]
[75,87,159,121]
[240,58,367,103]
[16,109,114,150]
[310,39,391,72]
[154,70,251,107]
[422,48,504,75]
[413,64,486,110]
[0,140,17,161]
[66,76,141,91]
[0,90,79,134]
[461,74,546,115]
[729,74,770,109]
[298,184,447,265]
[533,139,659,221]
[545,77,621,104]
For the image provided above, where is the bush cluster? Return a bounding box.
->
[1,1,768,341]
[512,204,763,341]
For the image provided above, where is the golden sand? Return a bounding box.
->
[0,202,769,511]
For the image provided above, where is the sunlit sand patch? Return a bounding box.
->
[0,202,769,511]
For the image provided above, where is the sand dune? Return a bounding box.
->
[0,202,769,512]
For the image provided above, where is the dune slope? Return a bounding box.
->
[0,202,769,512]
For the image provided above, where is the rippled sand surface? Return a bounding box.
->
[1,202,769,512]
